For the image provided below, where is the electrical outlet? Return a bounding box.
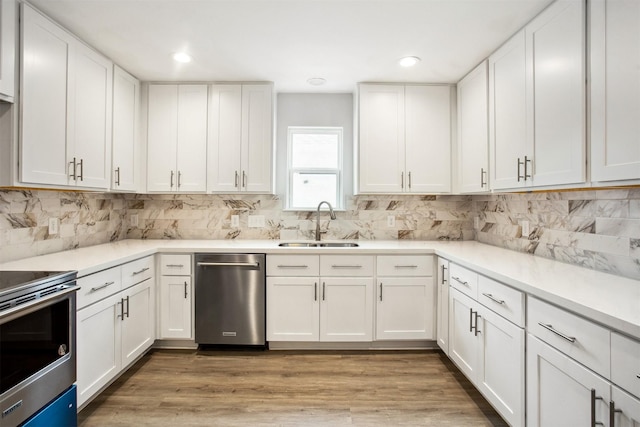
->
[387,215,396,227]
[48,217,59,235]
[248,215,265,228]
[231,215,240,228]
[521,220,530,237]
[474,216,480,229]
[130,214,139,227]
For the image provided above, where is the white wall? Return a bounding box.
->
[275,93,354,203]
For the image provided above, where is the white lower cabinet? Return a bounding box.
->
[76,256,155,407]
[611,386,640,427]
[266,255,374,342]
[376,255,435,340]
[158,254,193,339]
[447,265,525,426]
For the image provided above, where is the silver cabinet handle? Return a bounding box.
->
[395,265,418,269]
[78,158,84,181]
[90,281,115,292]
[124,295,130,318]
[184,281,188,299]
[538,322,576,343]
[242,171,246,188]
[235,171,239,188]
[314,282,317,301]
[524,155,531,181]
[177,171,182,188]
[610,400,622,427]
[474,312,481,336]
[117,298,124,320]
[379,282,383,301]
[401,172,404,189]
[441,264,448,284]
[452,276,469,287]
[322,282,326,301]
[115,167,121,186]
[277,265,309,269]
[331,265,363,269]
[480,168,487,188]
[482,293,505,305]
[637,374,640,379]
[170,170,175,188]
[197,262,259,268]
[591,389,605,427]
[469,308,474,332]
[408,171,412,189]
[69,157,77,179]
[166,264,184,268]
[132,267,150,275]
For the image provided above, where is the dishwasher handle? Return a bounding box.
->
[197,261,260,268]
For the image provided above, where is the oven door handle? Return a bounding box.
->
[0,285,79,322]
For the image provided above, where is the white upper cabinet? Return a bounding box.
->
[590,0,640,183]
[207,83,273,193]
[147,84,208,192]
[358,83,452,194]
[0,0,16,102]
[489,0,585,191]
[20,3,113,189]
[111,65,140,192]
[456,61,489,193]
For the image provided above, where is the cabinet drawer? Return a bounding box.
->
[449,263,478,299]
[478,276,524,327]
[77,267,122,310]
[122,256,154,289]
[611,332,640,397]
[160,254,191,275]
[376,255,433,276]
[528,297,610,378]
[320,255,374,276]
[267,255,319,276]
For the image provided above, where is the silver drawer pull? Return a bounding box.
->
[132,267,150,275]
[538,322,576,343]
[331,265,363,269]
[90,281,115,292]
[166,264,184,268]
[394,265,418,268]
[451,276,469,286]
[637,374,640,379]
[198,262,259,268]
[482,293,505,305]
[277,265,309,269]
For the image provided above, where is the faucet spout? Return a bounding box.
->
[315,201,336,241]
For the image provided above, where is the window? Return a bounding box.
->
[287,127,343,210]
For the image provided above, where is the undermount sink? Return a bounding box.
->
[278,242,359,248]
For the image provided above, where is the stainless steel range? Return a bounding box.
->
[0,270,78,427]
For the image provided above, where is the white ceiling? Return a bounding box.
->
[28,0,555,93]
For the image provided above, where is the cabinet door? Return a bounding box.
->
[612,386,640,427]
[358,84,405,193]
[436,257,449,354]
[69,42,113,189]
[489,30,528,190]
[477,306,525,427]
[176,85,207,192]
[0,0,16,101]
[527,334,611,427]
[266,277,319,341]
[405,85,451,193]
[242,84,273,192]
[590,0,640,182]
[457,61,489,193]
[208,84,242,192]
[448,288,479,380]
[121,279,155,368]
[76,293,121,407]
[147,84,178,192]
[159,276,192,339]
[20,4,70,186]
[376,277,435,340]
[526,0,586,187]
[320,277,373,342]
[112,65,139,191]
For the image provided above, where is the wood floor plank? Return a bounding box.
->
[78,349,507,426]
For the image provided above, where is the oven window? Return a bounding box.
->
[0,299,70,394]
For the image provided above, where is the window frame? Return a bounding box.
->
[286,126,344,211]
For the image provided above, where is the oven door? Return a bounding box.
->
[0,285,77,427]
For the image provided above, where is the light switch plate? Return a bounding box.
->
[48,217,59,235]
[521,220,530,237]
[130,214,138,227]
[231,215,240,228]
[474,216,480,229]
[248,215,265,228]
[387,215,396,227]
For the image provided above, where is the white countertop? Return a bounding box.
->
[2,239,639,339]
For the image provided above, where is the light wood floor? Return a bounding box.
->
[78,349,508,426]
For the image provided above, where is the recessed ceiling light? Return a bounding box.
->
[307,77,327,86]
[399,56,421,67]
[173,52,192,63]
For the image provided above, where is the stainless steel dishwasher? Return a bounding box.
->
[194,253,266,347]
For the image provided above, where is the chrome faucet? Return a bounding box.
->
[315,201,336,241]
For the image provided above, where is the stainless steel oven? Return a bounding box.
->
[0,271,78,427]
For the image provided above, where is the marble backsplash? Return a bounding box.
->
[1,188,638,280]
